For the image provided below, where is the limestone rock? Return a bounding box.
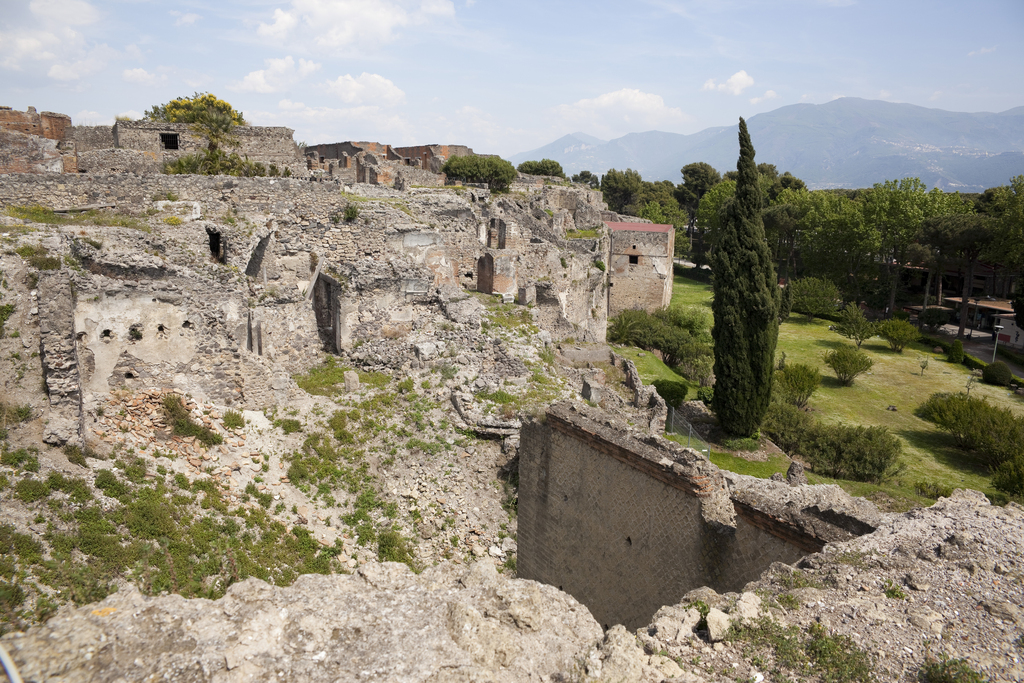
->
[705,608,731,642]
[343,369,360,392]
[786,461,807,486]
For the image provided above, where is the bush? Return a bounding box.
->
[823,346,873,385]
[762,402,815,454]
[14,478,50,503]
[919,307,949,332]
[516,159,565,178]
[993,456,1024,496]
[982,361,1012,386]
[775,363,821,408]
[697,386,714,405]
[442,155,518,192]
[94,469,130,498]
[789,277,840,321]
[948,339,964,364]
[162,395,223,446]
[607,307,712,379]
[878,318,919,352]
[917,392,1024,470]
[801,423,903,483]
[344,205,359,222]
[833,305,876,348]
[652,379,688,408]
[918,654,988,683]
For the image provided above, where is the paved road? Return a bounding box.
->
[930,324,1024,380]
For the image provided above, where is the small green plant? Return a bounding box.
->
[777,593,800,610]
[560,257,568,269]
[162,395,223,446]
[878,318,919,353]
[344,205,359,222]
[883,578,907,599]
[651,379,688,408]
[823,346,873,386]
[128,327,143,341]
[982,360,1011,386]
[275,418,302,434]
[915,481,954,499]
[948,340,965,364]
[917,654,987,682]
[164,216,183,226]
[775,362,821,408]
[593,259,605,271]
[222,410,245,430]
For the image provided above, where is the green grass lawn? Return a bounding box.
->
[657,273,1024,506]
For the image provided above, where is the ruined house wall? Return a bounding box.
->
[607,224,674,315]
[70,125,116,152]
[0,107,71,141]
[112,122,304,172]
[76,149,162,174]
[392,145,474,173]
[0,129,66,174]
[518,404,812,631]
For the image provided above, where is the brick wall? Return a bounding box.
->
[607,225,674,315]
[518,404,814,630]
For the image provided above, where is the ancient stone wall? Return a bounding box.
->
[0,107,71,141]
[70,125,116,152]
[76,148,162,174]
[392,144,474,173]
[0,129,65,174]
[607,222,674,315]
[518,403,828,631]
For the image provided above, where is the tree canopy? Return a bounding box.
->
[145,93,246,126]
[571,170,600,188]
[441,155,517,192]
[517,159,565,178]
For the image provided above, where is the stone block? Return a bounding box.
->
[518,285,536,306]
[705,608,731,642]
[343,370,360,392]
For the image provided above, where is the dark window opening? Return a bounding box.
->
[182,321,193,329]
[206,228,226,264]
[124,372,135,379]
[101,329,112,338]
[464,272,473,278]
[157,324,165,333]
[628,255,639,265]
[160,133,179,150]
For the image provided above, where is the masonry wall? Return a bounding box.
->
[518,405,811,631]
[70,125,116,152]
[112,122,303,172]
[607,226,674,315]
[0,108,71,141]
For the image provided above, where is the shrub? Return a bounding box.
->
[919,307,949,332]
[993,456,1024,496]
[823,346,873,385]
[789,277,840,321]
[762,402,815,454]
[344,205,359,222]
[94,469,129,498]
[918,654,988,683]
[982,360,1012,386]
[697,386,714,405]
[516,159,565,178]
[14,478,50,503]
[775,363,821,408]
[801,423,903,483]
[607,307,712,379]
[162,395,223,446]
[651,379,688,408]
[442,155,518,192]
[948,339,964,364]
[917,392,1024,470]
[878,318,919,352]
[275,418,302,434]
[833,305,876,348]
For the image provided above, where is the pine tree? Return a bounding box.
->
[710,118,780,436]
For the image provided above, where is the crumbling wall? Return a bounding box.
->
[0,107,71,141]
[518,403,873,630]
[70,125,116,152]
[38,270,83,446]
[0,129,65,174]
[76,148,162,174]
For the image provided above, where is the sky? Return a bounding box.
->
[1,0,1022,157]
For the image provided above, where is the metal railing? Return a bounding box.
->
[665,405,711,456]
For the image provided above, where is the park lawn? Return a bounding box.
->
[668,273,1024,504]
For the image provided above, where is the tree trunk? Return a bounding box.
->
[922,270,933,310]
[956,259,976,339]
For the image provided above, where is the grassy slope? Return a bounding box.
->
[650,272,1024,504]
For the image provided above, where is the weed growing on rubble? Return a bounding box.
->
[162,395,223,446]
[729,617,874,683]
[917,654,987,682]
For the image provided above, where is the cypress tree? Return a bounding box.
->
[710,118,780,436]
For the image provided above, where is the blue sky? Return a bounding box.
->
[1,0,1022,157]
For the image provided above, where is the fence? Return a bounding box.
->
[665,405,711,457]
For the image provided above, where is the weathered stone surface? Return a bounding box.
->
[3,561,603,683]
[343,369,360,392]
[705,608,731,642]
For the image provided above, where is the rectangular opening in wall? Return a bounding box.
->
[160,133,179,150]
[628,255,639,265]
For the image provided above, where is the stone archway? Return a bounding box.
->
[477,253,494,294]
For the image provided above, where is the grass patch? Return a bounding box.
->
[5,205,149,232]
[709,451,790,479]
[222,410,245,430]
[162,395,223,446]
[293,357,353,397]
[566,228,601,239]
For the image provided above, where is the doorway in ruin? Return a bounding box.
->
[312,273,340,354]
[206,227,226,264]
[477,254,494,294]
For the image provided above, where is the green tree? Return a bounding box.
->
[775,363,821,408]
[833,305,876,348]
[921,213,998,339]
[877,318,919,352]
[675,162,722,224]
[798,190,879,301]
[600,168,644,213]
[692,179,736,267]
[517,159,566,178]
[145,92,246,125]
[823,346,873,386]
[571,170,600,188]
[710,118,780,437]
[441,156,517,192]
[789,276,840,322]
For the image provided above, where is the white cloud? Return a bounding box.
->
[323,72,404,106]
[230,56,322,93]
[929,91,942,101]
[47,43,116,80]
[170,11,200,26]
[702,70,754,96]
[879,89,891,99]
[122,67,161,86]
[968,46,996,57]
[553,89,688,138]
[29,0,99,26]
[257,0,455,51]
[0,29,61,70]
[73,109,108,125]
[118,109,142,120]
[255,99,412,144]
[749,89,777,105]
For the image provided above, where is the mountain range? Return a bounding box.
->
[508,98,1024,191]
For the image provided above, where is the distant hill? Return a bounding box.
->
[508,98,1024,191]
